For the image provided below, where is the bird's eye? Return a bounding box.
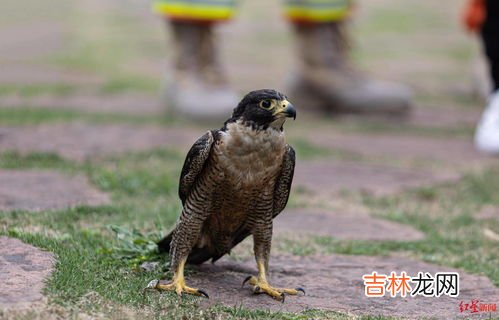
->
[260,100,272,109]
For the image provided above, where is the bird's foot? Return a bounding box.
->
[144,279,209,298]
[242,276,305,302]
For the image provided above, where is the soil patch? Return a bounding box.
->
[308,132,492,169]
[0,237,54,310]
[293,160,459,196]
[477,206,499,221]
[0,124,201,161]
[275,208,425,241]
[0,170,109,211]
[0,93,161,115]
[155,254,499,319]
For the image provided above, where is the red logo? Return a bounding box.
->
[460,299,497,314]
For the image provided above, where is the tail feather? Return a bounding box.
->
[157,231,173,253]
[156,227,252,265]
[157,232,216,265]
[187,247,216,264]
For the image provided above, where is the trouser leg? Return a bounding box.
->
[153,0,239,120]
[283,0,412,115]
[482,0,499,90]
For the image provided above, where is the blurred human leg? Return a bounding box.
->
[475,0,499,153]
[285,0,412,115]
[481,0,499,90]
[154,0,238,121]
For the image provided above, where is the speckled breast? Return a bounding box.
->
[213,122,287,190]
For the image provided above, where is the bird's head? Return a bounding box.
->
[227,89,296,130]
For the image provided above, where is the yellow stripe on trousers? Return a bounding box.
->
[154,0,350,22]
[153,1,237,21]
[284,0,350,22]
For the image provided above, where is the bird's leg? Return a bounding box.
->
[242,260,305,301]
[242,225,305,301]
[145,207,209,298]
[144,258,209,298]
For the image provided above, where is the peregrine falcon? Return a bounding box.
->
[146,89,301,301]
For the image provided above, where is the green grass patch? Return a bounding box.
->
[0,152,75,170]
[331,118,474,139]
[0,107,162,125]
[359,169,499,285]
[0,84,77,97]
[278,169,499,287]
[100,76,158,94]
[290,138,364,161]
[47,4,164,93]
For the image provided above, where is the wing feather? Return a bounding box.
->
[178,130,216,205]
[157,130,216,253]
[271,145,296,218]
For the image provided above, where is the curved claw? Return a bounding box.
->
[296,287,306,295]
[142,279,159,297]
[197,289,209,299]
[253,286,261,294]
[242,276,252,288]
[141,279,160,304]
[144,279,159,291]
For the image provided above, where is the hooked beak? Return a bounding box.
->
[274,100,297,120]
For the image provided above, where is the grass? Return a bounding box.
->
[289,138,334,159]
[280,169,499,287]
[100,76,159,94]
[0,152,74,170]
[0,108,164,125]
[320,117,475,139]
[1,146,498,319]
[45,2,164,94]
[0,84,77,97]
[0,146,404,320]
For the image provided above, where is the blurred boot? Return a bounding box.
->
[287,22,412,115]
[475,0,499,153]
[163,21,238,121]
[475,90,499,154]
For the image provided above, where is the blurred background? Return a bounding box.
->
[0,0,489,119]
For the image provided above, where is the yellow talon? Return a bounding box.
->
[242,261,305,301]
[144,259,209,298]
[155,279,209,297]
